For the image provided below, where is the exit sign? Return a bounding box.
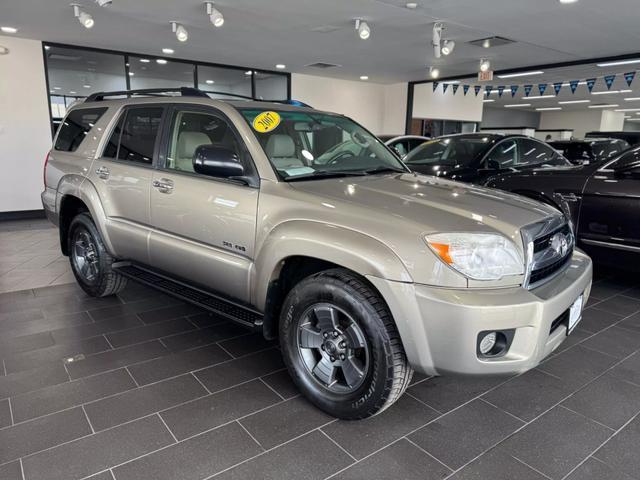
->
[478,70,494,82]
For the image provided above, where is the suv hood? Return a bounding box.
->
[290,172,560,237]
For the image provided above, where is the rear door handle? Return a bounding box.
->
[95,166,110,179]
[152,178,174,193]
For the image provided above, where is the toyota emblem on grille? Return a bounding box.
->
[550,232,569,257]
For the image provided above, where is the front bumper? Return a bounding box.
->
[368,249,592,376]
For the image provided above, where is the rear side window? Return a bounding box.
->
[114,107,163,164]
[54,107,107,152]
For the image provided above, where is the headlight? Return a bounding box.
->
[425,232,524,280]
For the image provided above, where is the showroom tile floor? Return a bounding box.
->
[0,220,640,480]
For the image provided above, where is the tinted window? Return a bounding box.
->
[103,113,124,159]
[486,139,517,168]
[591,140,629,161]
[404,136,493,167]
[166,110,241,173]
[391,140,409,157]
[117,107,163,164]
[610,148,640,170]
[517,138,569,167]
[54,107,107,152]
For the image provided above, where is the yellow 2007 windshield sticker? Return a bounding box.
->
[253,111,281,133]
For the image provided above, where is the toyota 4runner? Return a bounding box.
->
[42,88,592,419]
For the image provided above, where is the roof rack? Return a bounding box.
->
[85,87,209,102]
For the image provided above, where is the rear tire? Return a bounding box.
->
[279,268,413,419]
[67,212,127,297]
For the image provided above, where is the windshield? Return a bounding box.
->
[240,109,407,180]
[403,136,493,167]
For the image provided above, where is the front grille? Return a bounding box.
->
[530,254,571,285]
[533,224,571,254]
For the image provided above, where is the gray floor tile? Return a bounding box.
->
[22,415,175,480]
[0,363,69,399]
[87,297,176,322]
[322,395,439,460]
[593,295,640,317]
[240,396,333,449]
[0,407,91,464]
[116,283,164,303]
[552,327,591,355]
[113,422,262,480]
[482,369,573,421]
[0,312,93,339]
[563,373,640,429]
[84,471,115,480]
[127,343,231,386]
[31,283,85,298]
[137,303,203,324]
[594,415,640,479]
[333,438,451,480]
[537,345,618,389]
[214,430,353,480]
[566,456,637,480]
[11,368,136,423]
[609,352,640,386]
[589,279,632,301]
[576,307,624,334]
[159,322,248,352]
[502,406,613,479]
[0,398,11,428]
[407,374,507,414]
[0,461,22,480]
[4,335,111,374]
[0,331,54,356]
[218,332,277,357]
[447,449,548,480]
[580,326,640,359]
[105,317,196,348]
[618,311,640,333]
[409,399,523,469]
[85,374,207,431]
[186,311,229,328]
[260,370,299,400]
[160,379,281,440]
[65,340,168,380]
[41,296,123,318]
[50,314,144,343]
[194,347,284,393]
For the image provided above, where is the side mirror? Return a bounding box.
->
[487,159,500,170]
[193,145,245,179]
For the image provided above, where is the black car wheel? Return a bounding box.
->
[280,268,413,419]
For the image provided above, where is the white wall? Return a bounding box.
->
[0,36,52,212]
[291,73,406,135]
[600,110,625,131]
[538,109,620,138]
[412,83,483,122]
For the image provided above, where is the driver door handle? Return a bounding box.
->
[95,166,110,179]
[152,178,174,193]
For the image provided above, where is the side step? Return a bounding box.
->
[113,262,263,328]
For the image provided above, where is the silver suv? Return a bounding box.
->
[42,88,592,419]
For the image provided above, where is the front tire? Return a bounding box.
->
[68,212,127,297]
[279,269,413,419]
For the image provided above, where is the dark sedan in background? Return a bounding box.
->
[549,138,629,165]
[487,147,640,268]
[403,134,572,183]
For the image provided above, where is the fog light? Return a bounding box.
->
[479,332,497,355]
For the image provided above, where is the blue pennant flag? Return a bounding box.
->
[432,82,439,92]
[474,85,481,96]
[463,84,470,96]
[442,83,449,94]
[485,85,493,96]
[624,71,636,87]
[569,80,579,94]
[452,84,460,95]
[586,78,597,93]
[510,85,519,97]
[553,82,563,96]
[538,83,548,96]
[604,75,616,90]
[524,85,533,97]
[497,86,505,97]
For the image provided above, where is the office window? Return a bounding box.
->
[254,71,288,101]
[197,65,251,99]
[129,56,195,90]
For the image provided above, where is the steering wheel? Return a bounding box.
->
[327,150,356,165]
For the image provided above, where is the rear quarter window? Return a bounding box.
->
[54,107,107,152]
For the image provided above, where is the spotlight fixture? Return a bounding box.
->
[441,39,455,56]
[72,5,94,29]
[429,66,440,79]
[139,58,150,63]
[432,22,443,58]
[171,22,188,42]
[479,58,491,72]
[161,48,174,54]
[354,19,370,40]
[482,38,491,48]
[95,0,112,6]
[205,2,224,27]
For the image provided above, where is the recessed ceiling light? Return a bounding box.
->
[156,59,168,64]
[139,58,150,63]
[558,0,579,4]
[504,104,531,108]
[406,2,418,9]
[614,108,640,112]
[482,39,491,48]
[128,72,134,76]
[588,104,619,108]
[245,70,253,75]
[1,26,18,34]
[536,107,562,111]
[592,90,620,95]
[83,84,91,88]
[497,70,544,79]
[359,75,369,81]
[162,48,174,54]
[483,99,495,103]
[596,59,640,67]
[53,87,61,90]
[558,99,590,104]
[205,79,214,84]
[69,91,77,94]
[275,64,286,69]
[429,66,440,79]
[625,97,640,101]
[525,95,556,100]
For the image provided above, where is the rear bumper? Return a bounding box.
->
[41,188,59,226]
[368,249,592,376]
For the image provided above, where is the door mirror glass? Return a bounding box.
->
[487,159,501,170]
[193,145,245,178]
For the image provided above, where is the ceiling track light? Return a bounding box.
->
[95,0,112,6]
[71,4,94,29]
[171,21,188,42]
[432,22,443,58]
[354,19,370,40]
[441,39,455,56]
[429,66,440,79]
[205,2,224,27]
[479,58,491,72]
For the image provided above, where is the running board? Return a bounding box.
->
[113,262,262,327]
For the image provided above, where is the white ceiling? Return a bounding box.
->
[1,0,640,84]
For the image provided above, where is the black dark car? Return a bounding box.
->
[549,138,630,165]
[487,146,640,267]
[403,133,571,183]
[585,131,640,146]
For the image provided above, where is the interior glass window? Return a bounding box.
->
[117,107,163,164]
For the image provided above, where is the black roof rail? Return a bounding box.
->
[85,87,209,102]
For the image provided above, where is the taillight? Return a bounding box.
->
[43,151,50,188]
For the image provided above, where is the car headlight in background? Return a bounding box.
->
[425,232,524,280]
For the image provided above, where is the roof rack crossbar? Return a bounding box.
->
[86,87,209,102]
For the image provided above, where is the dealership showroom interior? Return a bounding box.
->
[2,0,640,479]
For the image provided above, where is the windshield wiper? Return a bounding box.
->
[362,166,406,175]
[284,170,366,182]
